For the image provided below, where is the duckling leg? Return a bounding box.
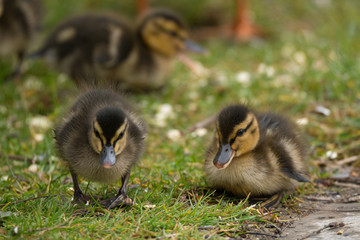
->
[70,170,89,204]
[260,192,284,209]
[100,172,133,209]
[4,51,24,82]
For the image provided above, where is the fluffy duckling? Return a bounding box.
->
[55,88,147,208]
[32,9,205,90]
[0,0,42,79]
[204,104,309,208]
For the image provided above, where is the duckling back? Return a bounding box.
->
[204,105,309,197]
[32,13,134,83]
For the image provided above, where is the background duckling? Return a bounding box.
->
[31,9,205,90]
[0,0,42,79]
[204,104,310,208]
[55,88,147,209]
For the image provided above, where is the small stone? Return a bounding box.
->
[296,118,309,126]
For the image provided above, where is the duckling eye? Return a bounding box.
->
[168,30,177,37]
[237,129,246,136]
[116,131,125,141]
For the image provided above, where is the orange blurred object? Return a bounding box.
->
[135,0,262,41]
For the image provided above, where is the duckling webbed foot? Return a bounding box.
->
[70,170,100,205]
[260,192,284,209]
[99,194,133,209]
[99,172,133,209]
[73,192,94,205]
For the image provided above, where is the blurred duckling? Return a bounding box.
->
[31,9,205,90]
[55,88,147,208]
[0,0,42,79]
[204,104,309,208]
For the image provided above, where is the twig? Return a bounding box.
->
[333,182,360,188]
[329,177,360,184]
[0,153,33,163]
[343,195,360,203]
[336,156,359,166]
[0,194,60,207]
[297,222,345,240]
[25,222,69,234]
[303,195,336,203]
[245,231,279,238]
[157,233,179,239]
[198,225,217,230]
[187,115,216,132]
[315,177,360,185]
[300,205,360,212]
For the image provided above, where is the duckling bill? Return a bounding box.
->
[55,89,147,208]
[204,104,310,208]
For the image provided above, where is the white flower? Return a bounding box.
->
[257,63,275,77]
[28,116,53,142]
[326,151,338,160]
[155,104,175,127]
[293,51,307,66]
[235,71,251,85]
[1,176,9,181]
[191,128,208,137]
[167,129,182,142]
[315,106,331,116]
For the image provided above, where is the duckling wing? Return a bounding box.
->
[31,14,134,69]
[259,113,310,183]
[281,167,310,182]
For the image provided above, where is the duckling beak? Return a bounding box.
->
[184,39,208,55]
[213,143,235,169]
[100,145,116,168]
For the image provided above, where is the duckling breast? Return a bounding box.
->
[68,144,139,184]
[114,47,174,90]
[204,152,297,197]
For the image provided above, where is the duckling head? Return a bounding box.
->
[139,9,205,58]
[89,107,129,168]
[214,105,260,169]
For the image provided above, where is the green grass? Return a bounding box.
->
[1,0,360,238]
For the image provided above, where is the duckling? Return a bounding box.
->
[31,9,205,90]
[204,104,309,208]
[0,0,42,79]
[55,88,147,208]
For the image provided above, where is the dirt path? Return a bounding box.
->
[280,202,360,239]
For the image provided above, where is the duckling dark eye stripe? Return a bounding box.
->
[245,119,254,131]
[153,22,180,38]
[115,123,128,143]
[94,128,104,145]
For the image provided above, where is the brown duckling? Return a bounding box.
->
[0,0,42,79]
[55,88,147,208]
[31,9,205,90]
[204,104,309,208]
